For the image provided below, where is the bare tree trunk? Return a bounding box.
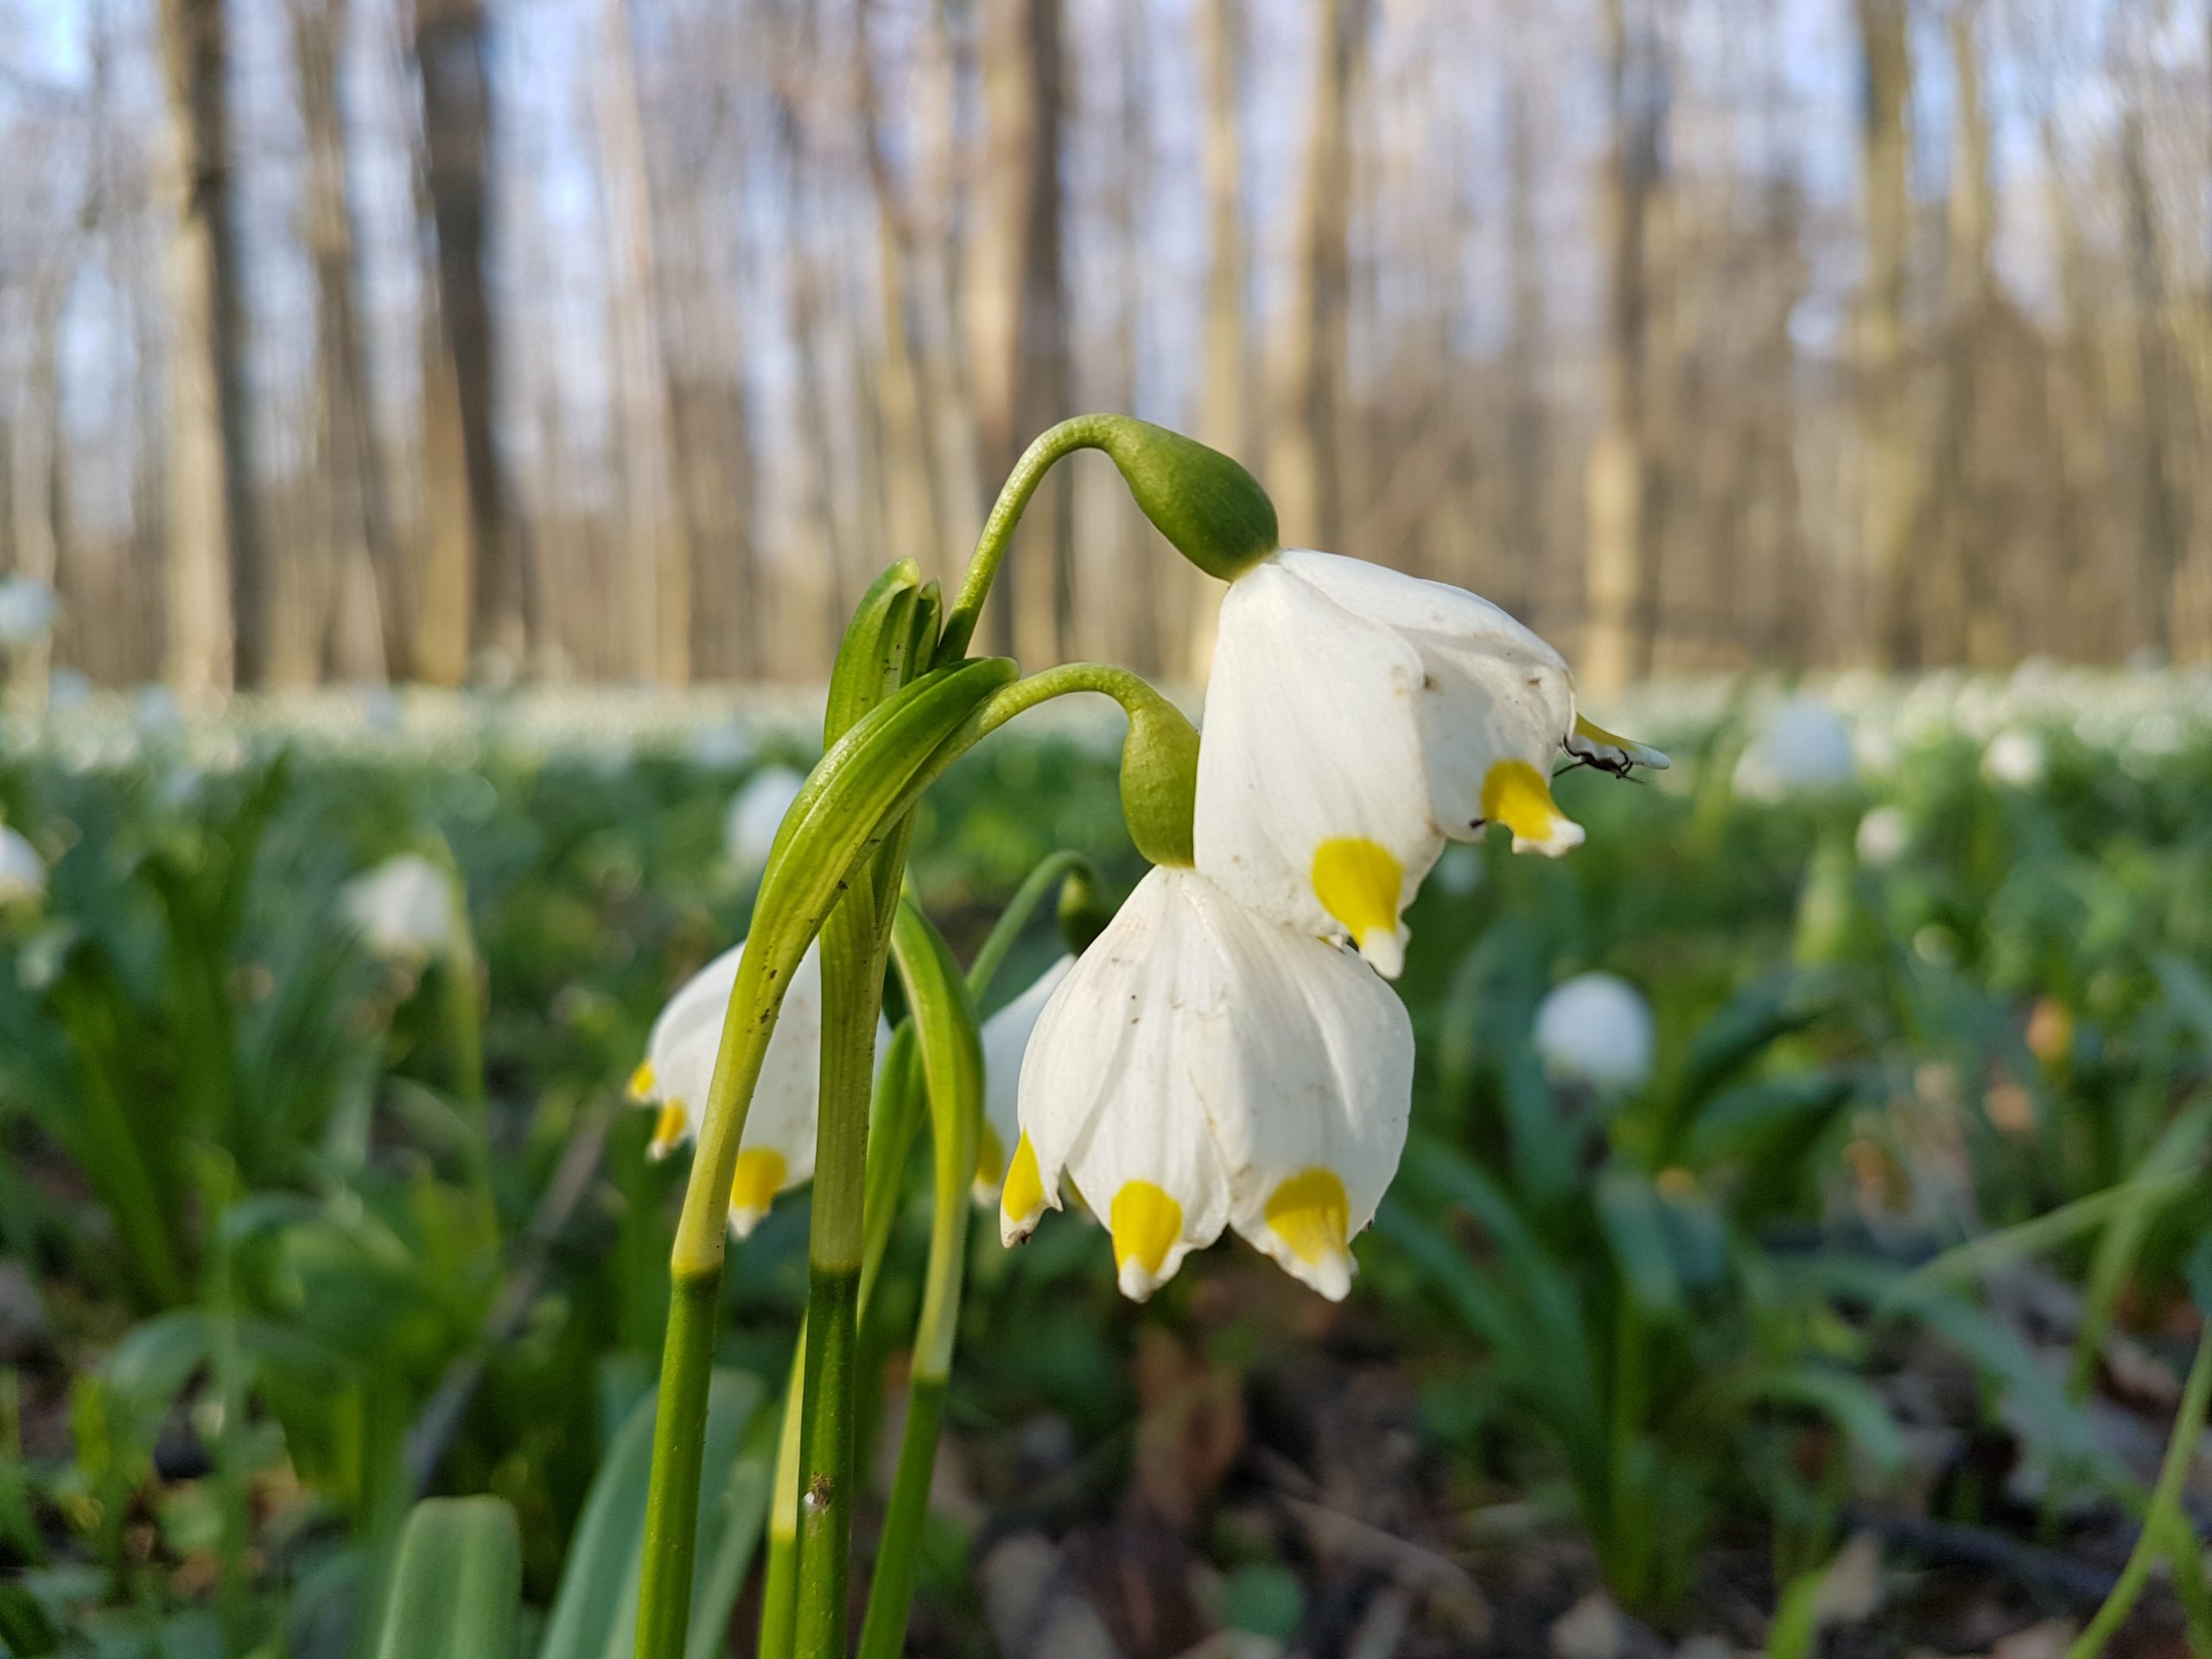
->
[155,0,243,696]
[1198,0,1248,468]
[291,0,405,682]
[972,0,1072,661]
[856,0,947,583]
[1581,0,1666,691]
[1502,76,1545,624]
[11,268,72,704]
[416,0,521,677]
[2120,114,2183,659]
[595,0,691,684]
[1269,0,1363,551]
[1853,0,1916,668]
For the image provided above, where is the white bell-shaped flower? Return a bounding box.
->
[1195,550,1662,978]
[345,855,458,963]
[724,765,806,877]
[1982,729,2046,788]
[1855,804,1910,867]
[972,953,1073,1206]
[1002,866,1414,1303]
[1734,698,1856,800]
[0,826,48,906]
[626,938,888,1237]
[1532,972,1656,1094]
[0,578,59,649]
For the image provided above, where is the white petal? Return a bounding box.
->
[0,827,48,905]
[1533,972,1655,1093]
[1173,877,1413,1300]
[1011,870,1234,1296]
[975,954,1073,1203]
[1195,557,1436,968]
[345,855,455,962]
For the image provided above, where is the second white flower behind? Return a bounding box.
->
[628,937,885,1237]
[1002,866,1413,1303]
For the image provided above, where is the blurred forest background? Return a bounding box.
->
[3,0,2210,696]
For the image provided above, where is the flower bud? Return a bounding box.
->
[1117,694,1201,868]
[1090,416,1278,582]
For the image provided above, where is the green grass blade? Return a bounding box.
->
[373,1497,523,1659]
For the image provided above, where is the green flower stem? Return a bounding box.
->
[939,417,1124,662]
[2066,1320,2212,1659]
[632,1269,720,1659]
[792,887,893,1659]
[856,900,983,1659]
[964,849,1096,999]
[756,1325,809,1659]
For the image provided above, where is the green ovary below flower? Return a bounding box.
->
[1194,550,1666,977]
[999,865,1412,1303]
[626,937,887,1236]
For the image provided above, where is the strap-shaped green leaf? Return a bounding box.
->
[372,1497,522,1659]
[539,1370,768,1659]
[824,560,924,747]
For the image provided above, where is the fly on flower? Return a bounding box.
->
[1002,865,1412,1303]
[1194,550,1664,978]
[628,937,887,1236]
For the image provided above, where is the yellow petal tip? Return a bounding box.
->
[1570,712,1669,772]
[1264,1168,1354,1299]
[1109,1180,1184,1301]
[999,1133,1046,1242]
[626,1058,657,1101]
[647,1100,690,1160]
[1482,760,1584,856]
[725,1147,787,1235]
[1312,838,1407,963]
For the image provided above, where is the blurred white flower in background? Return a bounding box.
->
[1734,698,1857,800]
[346,854,458,963]
[723,764,806,876]
[1432,842,1484,897]
[0,579,59,649]
[132,683,185,740]
[46,668,92,711]
[1981,728,2046,788]
[0,827,48,906]
[1855,804,1911,867]
[686,722,757,771]
[1534,972,1655,1094]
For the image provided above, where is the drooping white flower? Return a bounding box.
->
[1982,729,2046,788]
[1532,972,1655,1094]
[0,827,48,906]
[0,579,59,649]
[1195,550,1662,979]
[1855,804,1911,867]
[626,938,887,1237]
[723,765,807,877]
[1002,866,1414,1303]
[1734,698,1856,800]
[345,855,458,963]
[972,953,1073,1205]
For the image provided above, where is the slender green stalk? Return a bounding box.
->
[632,1271,720,1659]
[938,416,1124,661]
[2066,1322,2212,1659]
[756,1327,809,1659]
[855,1380,946,1659]
[793,887,892,1659]
[964,849,1095,999]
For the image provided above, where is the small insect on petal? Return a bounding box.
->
[726,1147,789,1237]
[1480,760,1585,857]
[1263,1167,1354,1300]
[1000,1132,1047,1241]
[1310,837,1408,977]
[1109,1180,1184,1301]
[1567,712,1669,773]
[648,1100,690,1160]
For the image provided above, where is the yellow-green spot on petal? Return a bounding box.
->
[1481,760,1585,857]
[1000,1132,1046,1230]
[726,1147,788,1236]
[974,1122,1007,1196]
[648,1100,690,1160]
[1264,1167,1351,1266]
[626,1058,657,1101]
[1311,837,1406,976]
[1109,1180,1182,1298]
